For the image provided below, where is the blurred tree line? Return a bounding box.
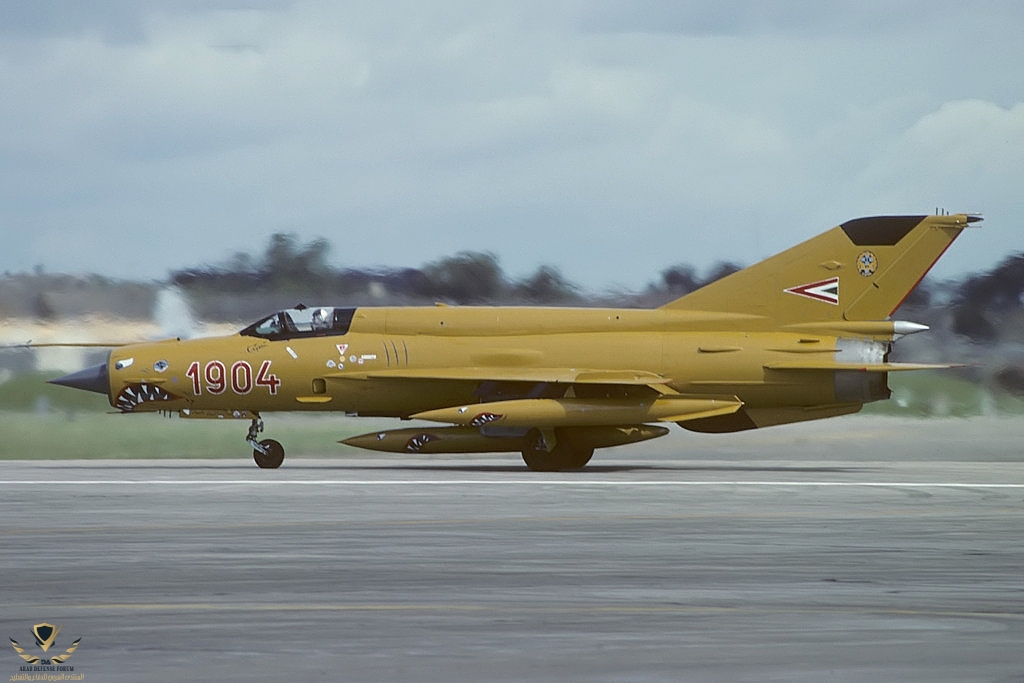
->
[165,232,752,320]
[169,233,589,319]
[950,254,1024,341]
[3,232,1022,349]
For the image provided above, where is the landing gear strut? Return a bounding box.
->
[247,415,285,469]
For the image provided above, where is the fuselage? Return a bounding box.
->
[98,305,891,426]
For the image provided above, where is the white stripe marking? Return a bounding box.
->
[1,480,1023,488]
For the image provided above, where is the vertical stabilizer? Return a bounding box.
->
[661,214,978,325]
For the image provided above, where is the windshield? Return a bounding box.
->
[240,307,356,340]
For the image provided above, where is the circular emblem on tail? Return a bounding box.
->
[857,251,878,277]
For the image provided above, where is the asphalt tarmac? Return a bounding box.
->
[2,416,1024,683]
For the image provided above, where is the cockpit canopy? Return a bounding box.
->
[240,306,356,340]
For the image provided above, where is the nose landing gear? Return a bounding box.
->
[246,416,285,469]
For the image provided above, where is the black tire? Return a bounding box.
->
[521,429,594,472]
[253,438,285,469]
[558,441,594,469]
[522,446,559,472]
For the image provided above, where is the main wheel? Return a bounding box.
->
[522,442,559,471]
[557,441,594,469]
[521,429,594,472]
[253,438,285,469]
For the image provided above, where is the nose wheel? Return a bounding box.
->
[253,438,285,469]
[246,416,285,469]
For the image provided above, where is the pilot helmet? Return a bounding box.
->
[312,308,331,330]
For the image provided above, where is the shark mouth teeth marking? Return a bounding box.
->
[404,433,438,453]
[115,383,179,412]
[469,412,502,427]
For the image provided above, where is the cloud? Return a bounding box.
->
[574,0,967,37]
[902,100,1024,171]
[844,99,1024,277]
[851,99,1024,210]
[0,2,1021,289]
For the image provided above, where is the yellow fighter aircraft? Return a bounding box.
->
[50,213,978,470]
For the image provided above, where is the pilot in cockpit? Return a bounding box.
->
[264,315,282,335]
[311,308,332,332]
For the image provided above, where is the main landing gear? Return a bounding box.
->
[247,415,284,469]
[521,428,594,472]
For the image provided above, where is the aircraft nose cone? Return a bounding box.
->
[49,359,110,396]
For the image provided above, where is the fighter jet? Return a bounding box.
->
[50,213,978,470]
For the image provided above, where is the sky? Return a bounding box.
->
[1,1,1021,291]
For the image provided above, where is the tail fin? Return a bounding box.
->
[662,214,979,324]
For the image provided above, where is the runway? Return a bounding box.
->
[2,416,1024,683]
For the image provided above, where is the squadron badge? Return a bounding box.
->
[857,250,878,277]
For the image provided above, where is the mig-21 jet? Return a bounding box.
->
[50,213,978,470]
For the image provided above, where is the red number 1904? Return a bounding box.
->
[186,360,281,396]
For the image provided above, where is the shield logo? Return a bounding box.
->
[33,623,61,652]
